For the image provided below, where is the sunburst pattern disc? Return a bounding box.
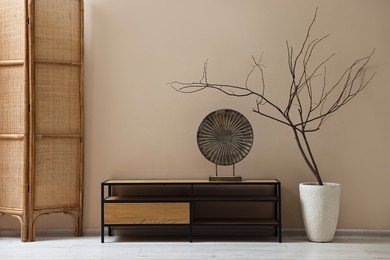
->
[197,109,253,166]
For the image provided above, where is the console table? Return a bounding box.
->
[101,179,281,243]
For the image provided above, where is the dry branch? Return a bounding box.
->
[170,9,375,185]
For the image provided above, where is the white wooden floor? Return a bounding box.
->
[0,232,389,260]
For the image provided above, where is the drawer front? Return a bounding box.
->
[104,202,190,224]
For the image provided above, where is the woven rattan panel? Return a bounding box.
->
[0,140,24,210]
[34,0,81,62]
[34,138,80,209]
[32,0,83,212]
[0,0,25,60]
[0,66,26,134]
[34,64,81,135]
[0,0,27,212]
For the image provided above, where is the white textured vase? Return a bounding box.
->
[299,182,341,242]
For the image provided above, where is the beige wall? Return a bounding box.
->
[1,0,390,232]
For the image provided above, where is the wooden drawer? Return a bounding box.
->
[104,202,190,224]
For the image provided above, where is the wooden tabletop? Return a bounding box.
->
[103,179,280,184]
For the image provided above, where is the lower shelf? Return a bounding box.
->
[104,224,282,243]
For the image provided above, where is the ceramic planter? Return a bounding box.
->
[299,182,341,242]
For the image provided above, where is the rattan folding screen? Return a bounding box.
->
[0,0,83,242]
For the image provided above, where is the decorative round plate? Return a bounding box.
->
[197,109,253,166]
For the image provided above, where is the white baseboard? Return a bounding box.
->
[0,228,389,238]
[283,228,390,237]
[335,229,390,237]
